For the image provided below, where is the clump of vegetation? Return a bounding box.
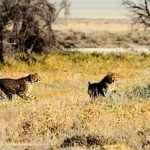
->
[125,84,150,99]
[61,134,104,148]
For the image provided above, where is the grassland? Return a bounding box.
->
[0,52,149,150]
[54,19,150,48]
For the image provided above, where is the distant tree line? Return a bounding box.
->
[0,0,70,64]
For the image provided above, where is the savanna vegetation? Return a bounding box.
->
[0,52,149,150]
[0,1,149,149]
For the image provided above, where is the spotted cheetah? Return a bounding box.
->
[0,73,40,101]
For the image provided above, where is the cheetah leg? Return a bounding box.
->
[18,92,37,100]
[0,89,9,101]
[6,93,13,101]
[18,92,30,100]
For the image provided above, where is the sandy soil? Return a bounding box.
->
[53,19,131,33]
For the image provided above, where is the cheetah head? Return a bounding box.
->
[29,73,40,83]
[104,72,116,84]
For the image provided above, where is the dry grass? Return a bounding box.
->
[0,52,150,150]
[54,19,150,48]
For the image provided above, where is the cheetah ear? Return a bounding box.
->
[33,73,38,76]
[107,72,115,76]
[88,81,91,85]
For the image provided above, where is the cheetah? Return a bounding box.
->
[0,73,40,101]
[88,72,116,100]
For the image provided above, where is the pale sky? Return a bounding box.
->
[56,0,128,19]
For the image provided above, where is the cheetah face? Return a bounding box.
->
[29,73,40,83]
[105,72,116,84]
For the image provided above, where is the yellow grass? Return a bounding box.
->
[0,52,149,149]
